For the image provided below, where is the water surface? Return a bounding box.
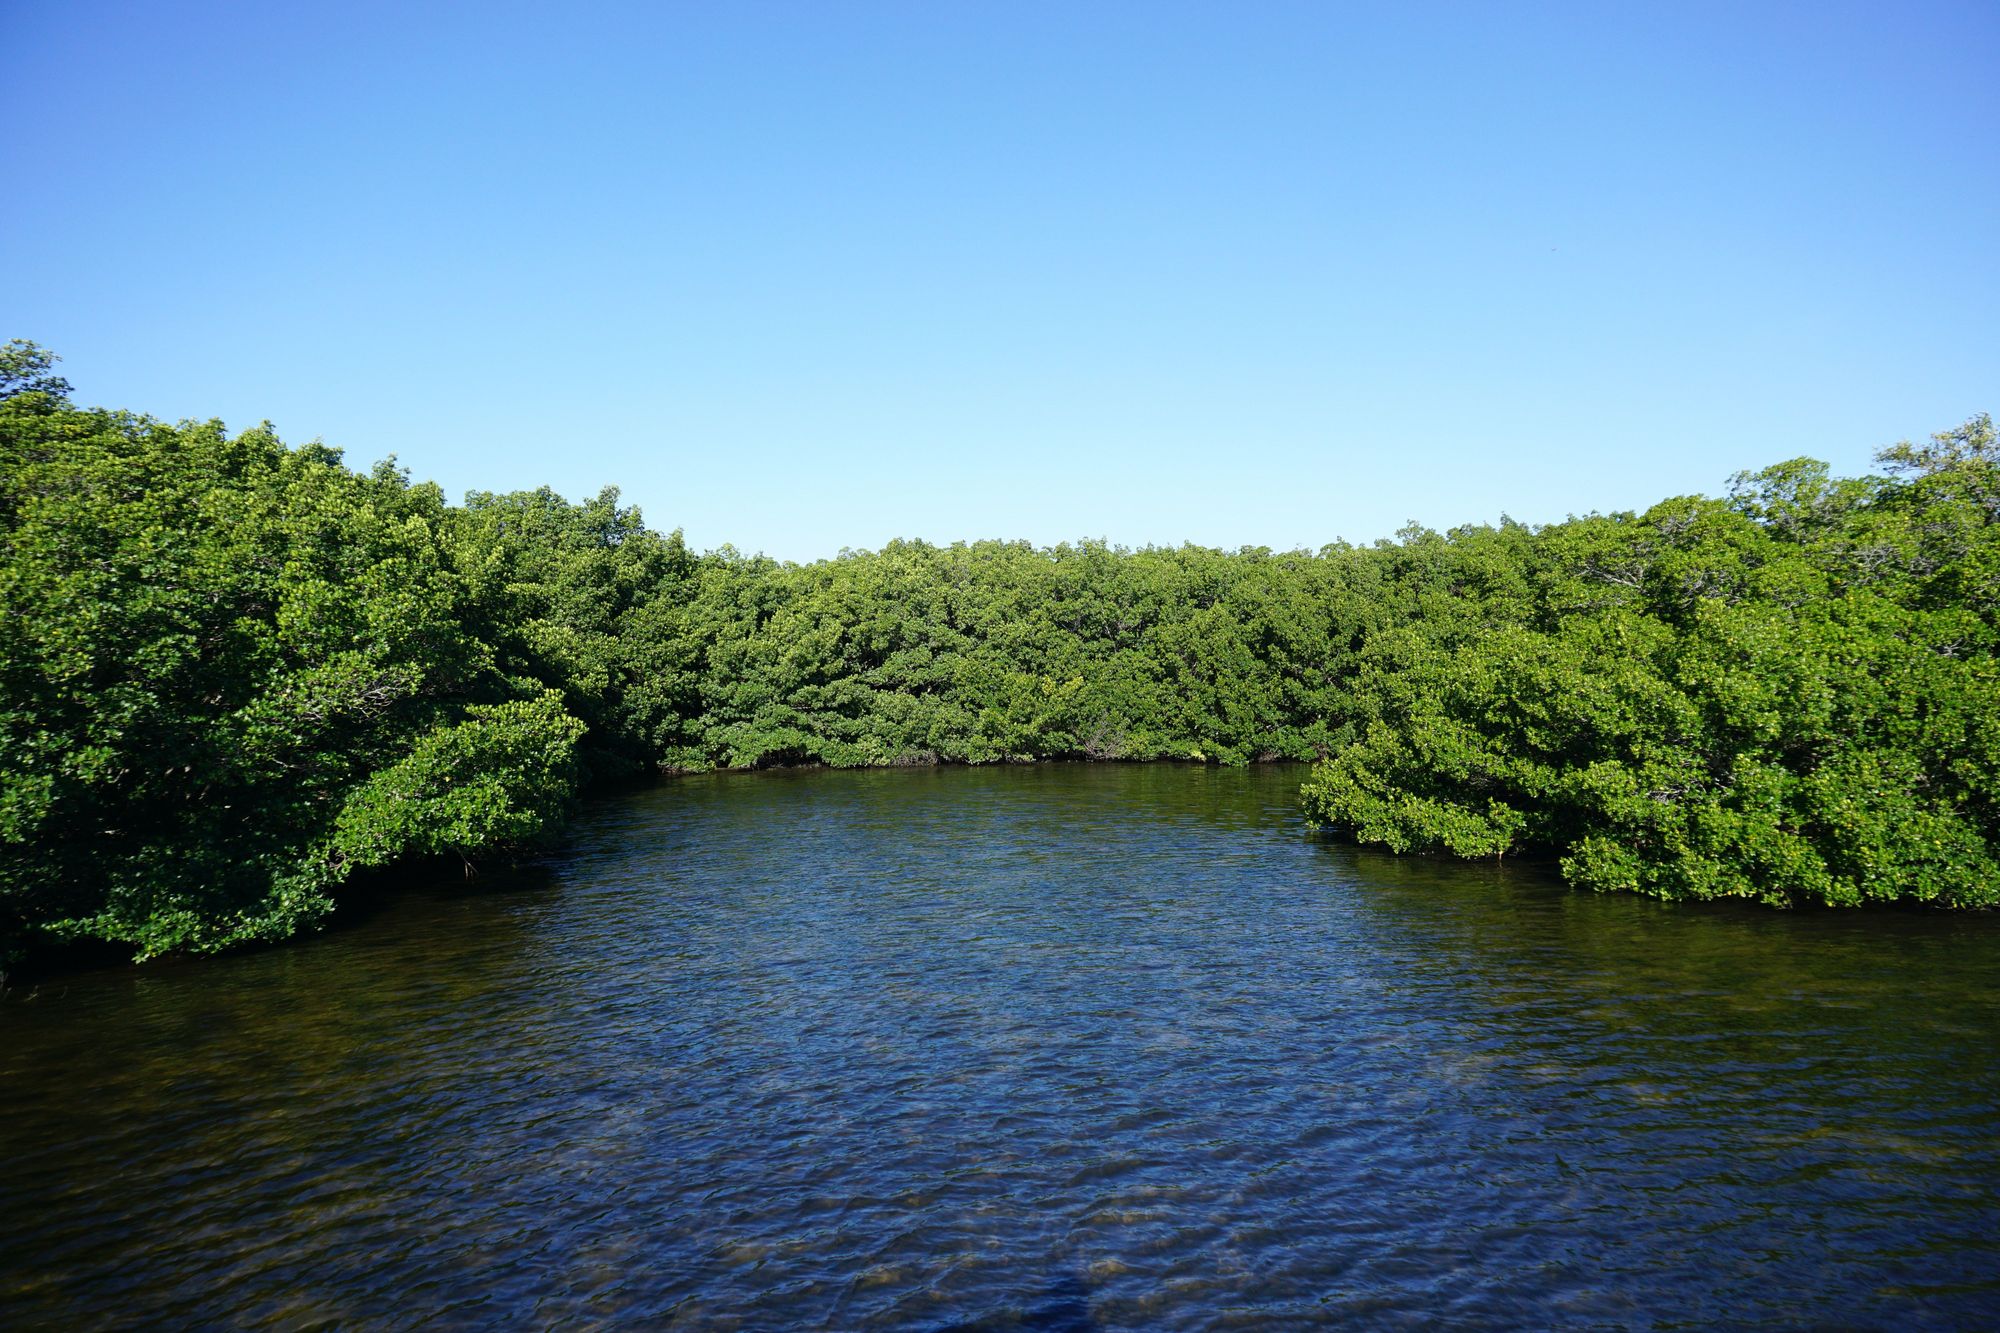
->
[4,764,1996,1328]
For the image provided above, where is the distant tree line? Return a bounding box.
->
[2,340,1993,963]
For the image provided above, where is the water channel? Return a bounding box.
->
[3,764,1995,1327]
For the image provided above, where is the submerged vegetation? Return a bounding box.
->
[2,341,1994,962]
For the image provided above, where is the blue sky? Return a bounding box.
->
[5,2,1995,561]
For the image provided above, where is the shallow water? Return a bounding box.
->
[3,764,1997,1328]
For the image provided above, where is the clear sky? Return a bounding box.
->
[4,2,1995,561]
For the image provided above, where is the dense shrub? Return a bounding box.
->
[0,348,589,960]
[1300,419,2000,908]
[4,338,1990,964]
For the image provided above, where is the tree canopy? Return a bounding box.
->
[2,342,1991,965]
[1300,417,2000,909]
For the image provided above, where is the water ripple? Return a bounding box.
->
[3,764,1997,1328]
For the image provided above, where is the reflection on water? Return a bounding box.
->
[3,764,1996,1328]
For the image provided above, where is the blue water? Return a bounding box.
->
[4,764,1997,1328]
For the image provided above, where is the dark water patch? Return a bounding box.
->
[3,764,1996,1327]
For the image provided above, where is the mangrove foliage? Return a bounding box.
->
[2,340,1994,963]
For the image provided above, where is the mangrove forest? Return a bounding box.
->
[2,339,1995,966]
